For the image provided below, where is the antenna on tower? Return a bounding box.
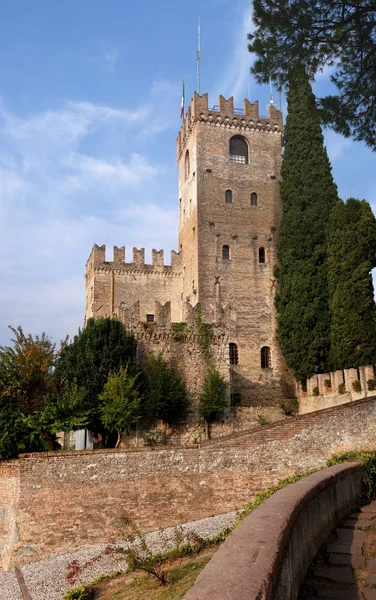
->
[197,17,201,94]
[278,76,283,114]
[269,77,274,105]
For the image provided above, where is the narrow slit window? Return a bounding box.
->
[222,245,230,260]
[185,150,190,179]
[229,343,238,365]
[261,346,272,369]
[259,247,265,264]
[225,189,233,204]
[251,192,258,206]
[229,136,248,164]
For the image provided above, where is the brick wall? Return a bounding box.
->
[2,397,376,570]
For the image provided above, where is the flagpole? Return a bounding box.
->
[197,17,201,94]
[181,77,185,123]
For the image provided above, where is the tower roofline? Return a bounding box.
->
[177,92,283,160]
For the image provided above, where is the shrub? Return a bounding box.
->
[257,415,269,425]
[142,353,189,425]
[352,380,362,393]
[199,370,228,424]
[64,585,94,600]
[338,382,346,394]
[367,378,376,391]
[312,386,320,396]
[324,379,331,388]
[280,398,299,416]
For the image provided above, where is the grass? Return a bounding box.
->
[94,547,217,599]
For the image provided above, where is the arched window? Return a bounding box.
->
[229,136,248,164]
[251,192,258,206]
[222,245,230,260]
[229,343,238,365]
[261,346,272,369]
[259,247,265,264]
[225,189,232,204]
[185,150,190,179]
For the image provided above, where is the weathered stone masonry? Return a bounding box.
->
[85,93,294,406]
[1,397,376,569]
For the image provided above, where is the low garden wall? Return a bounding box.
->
[297,364,376,414]
[184,462,362,600]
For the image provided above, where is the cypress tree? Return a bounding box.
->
[328,198,376,369]
[275,64,339,383]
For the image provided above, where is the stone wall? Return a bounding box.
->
[297,364,376,414]
[85,244,182,323]
[1,397,376,569]
[184,463,362,600]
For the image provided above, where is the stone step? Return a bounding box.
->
[313,566,356,584]
[327,542,363,555]
[329,553,365,567]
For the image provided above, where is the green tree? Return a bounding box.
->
[275,64,339,383]
[328,198,376,369]
[199,369,228,437]
[55,317,136,434]
[99,366,141,447]
[142,353,189,426]
[22,381,90,451]
[249,0,376,149]
[0,327,88,457]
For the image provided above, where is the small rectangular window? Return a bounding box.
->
[146,314,155,322]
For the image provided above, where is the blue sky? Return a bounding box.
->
[0,0,375,346]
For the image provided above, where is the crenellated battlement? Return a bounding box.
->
[86,244,182,274]
[177,92,283,159]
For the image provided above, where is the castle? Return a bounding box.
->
[85,92,294,406]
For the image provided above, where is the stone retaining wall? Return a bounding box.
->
[184,463,362,600]
[1,397,376,570]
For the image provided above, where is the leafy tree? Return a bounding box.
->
[55,317,136,433]
[199,369,228,435]
[22,381,89,451]
[328,198,376,369]
[274,64,339,383]
[0,326,66,413]
[248,0,376,149]
[0,327,87,457]
[99,366,141,447]
[142,353,189,426]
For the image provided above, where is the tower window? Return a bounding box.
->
[185,150,190,179]
[251,192,258,206]
[146,314,155,323]
[259,247,265,264]
[229,343,238,365]
[225,189,233,204]
[222,245,230,260]
[261,346,272,369]
[229,135,248,164]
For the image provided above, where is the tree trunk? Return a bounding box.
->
[115,431,121,448]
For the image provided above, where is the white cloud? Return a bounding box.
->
[104,49,119,74]
[324,130,352,162]
[211,7,254,105]
[0,87,179,344]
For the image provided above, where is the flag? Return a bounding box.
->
[180,80,185,118]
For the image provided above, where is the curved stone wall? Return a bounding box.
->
[184,463,362,600]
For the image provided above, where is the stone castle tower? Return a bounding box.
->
[85,92,292,405]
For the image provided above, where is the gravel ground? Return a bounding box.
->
[0,572,22,600]
[1,510,236,600]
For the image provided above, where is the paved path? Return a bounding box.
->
[299,500,376,599]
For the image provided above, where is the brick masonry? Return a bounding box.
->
[1,396,376,569]
[85,93,295,407]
